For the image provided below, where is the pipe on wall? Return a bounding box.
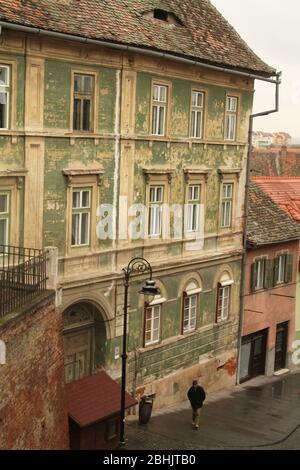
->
[0,20,280,85]
[236,71,282,383]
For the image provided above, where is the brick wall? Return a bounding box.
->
[0,293,69,450]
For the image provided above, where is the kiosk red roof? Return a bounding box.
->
[66,372,137,428]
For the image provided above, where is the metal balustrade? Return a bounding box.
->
[0,245,47,317]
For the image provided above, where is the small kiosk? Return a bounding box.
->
[66,372,137,450]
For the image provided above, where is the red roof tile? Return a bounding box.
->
[0,0,275,76]
[66,372,137,428]
[248,181,300,246]
[252,177,300,223]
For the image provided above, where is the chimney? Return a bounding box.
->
[280,145,287,159]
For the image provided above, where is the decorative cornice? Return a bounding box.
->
[218,168,242,181]
[63,168,104,187]
[0,169,28,177]
[143,168,175,184]
[183,167,212,183]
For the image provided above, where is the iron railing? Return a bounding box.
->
[0,245,48,317]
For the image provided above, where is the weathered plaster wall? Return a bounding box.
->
[0,30,255,409]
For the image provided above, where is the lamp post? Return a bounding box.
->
[119,257,160,447]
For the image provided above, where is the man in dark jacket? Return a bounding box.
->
[187,380,206,429]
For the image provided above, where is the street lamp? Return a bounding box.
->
[119,257,160,447]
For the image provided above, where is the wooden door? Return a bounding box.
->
[64,328,93,383]
[251,331,267,377]
[275,322,288,371]
[240,329,268,382]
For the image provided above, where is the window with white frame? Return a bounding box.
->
[148,185,164,237]
[255,258,265,290]
[145,304,161,346]
[73,74,94,132]
[187,185,201,232]
[225,96,238,141]
[0,65,10,129]
[152,84,168,136]
[216,284,231,323]
[71,189,91,246]
[0,192,9,246]
[220,183,233,228]
[183,294,197,333]
[191,91,204,138]
[277,254,287,284]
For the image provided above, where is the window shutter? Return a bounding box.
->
[274,257,280,285]
[285,255,293,283]
[250,262,257,292]
[182,291,187,334]
[216,284,222,323]
[264,259,274,289]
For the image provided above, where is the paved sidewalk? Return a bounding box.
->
[125,372,300,450]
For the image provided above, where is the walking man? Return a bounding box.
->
[187,379,206,429]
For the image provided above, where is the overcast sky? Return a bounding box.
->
[211,0,300,139]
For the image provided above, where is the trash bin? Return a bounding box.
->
[138,394,155,425]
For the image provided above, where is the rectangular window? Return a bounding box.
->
[255,259,265,290]
[73,74,94,132]
[0,65,10,129]
[187,185,201,232]
[217,285,230,323]
[71,189,91,246]
[277,255,287,284]
[148,186,164,237]
[152,84,167,136]
[221,183,233,228]
[183,295,197,333]
[145,304,161,346]
[0,192,9,246]
[191,91,204,138]
[225,96,238,141]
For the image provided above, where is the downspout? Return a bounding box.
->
[236,72,282,383]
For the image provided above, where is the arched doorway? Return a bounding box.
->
[63,302,107,383]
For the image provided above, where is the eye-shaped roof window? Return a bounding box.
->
[143,9,184,26]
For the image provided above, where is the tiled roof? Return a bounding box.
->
[247,181,300,246]
[252,177,300,222]
[66,372,137,428]
[0,0,275,76]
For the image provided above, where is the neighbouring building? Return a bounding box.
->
[0,0,276,430]
[252,131,292,149]
[240,182,300,382]
[251,146,300,177]
[252,177,300,344]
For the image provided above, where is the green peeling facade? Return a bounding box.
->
[0,30,255,405]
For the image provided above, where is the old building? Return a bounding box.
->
[0,0,277,415]
[251,146,300,177]
[252,177,300,344]
[252,131,292,148]
[240,182,300,382]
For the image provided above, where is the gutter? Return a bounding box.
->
[247,237,300,248]
[236,71,282,383]
[0,20,279,84]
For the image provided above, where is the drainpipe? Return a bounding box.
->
[236,71,282,383]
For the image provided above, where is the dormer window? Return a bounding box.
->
[154,9,168,21]
[143,9,183,26]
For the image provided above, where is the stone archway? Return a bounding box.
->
[63,302,107,383]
